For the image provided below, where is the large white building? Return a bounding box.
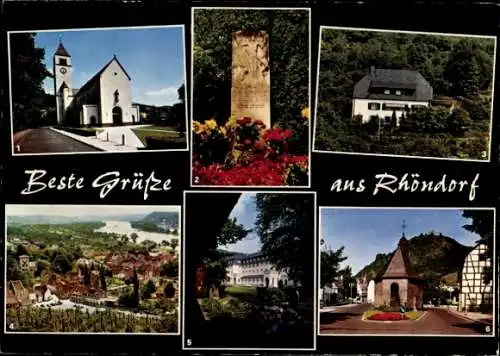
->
[53,41,140,126]
[225,252,289,288]
[458,244,493,312]
[352,67,433,124]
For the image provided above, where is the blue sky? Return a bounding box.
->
[320,208,487,275]
[28,26,185,106]
[221,193,262,254]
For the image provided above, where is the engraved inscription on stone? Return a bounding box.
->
[231,31,271,129]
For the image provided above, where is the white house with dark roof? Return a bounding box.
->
[352,67,433,124]
[53,41,140,126]
[225,251,289,288]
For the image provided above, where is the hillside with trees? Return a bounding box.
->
[315,30,495,159]
[355,232,473,283]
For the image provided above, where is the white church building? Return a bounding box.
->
[53,41,140,127]
[225,251,289,288]
[458,244,493,312]
[352,67,433,124]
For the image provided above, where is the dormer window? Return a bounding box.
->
[59,58,67,66]
[384,89,390,95]
[396,90,402,95]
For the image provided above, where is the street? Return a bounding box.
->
[320,304,485,335]
[14,128,101,154]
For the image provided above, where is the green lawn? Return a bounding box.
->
[132,126,186,146]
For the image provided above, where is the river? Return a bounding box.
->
[94,220,179,245]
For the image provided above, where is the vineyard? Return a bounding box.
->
[6,307,178,333]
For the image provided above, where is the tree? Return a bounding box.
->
[52,253,72,274]
[193,9,309,129]
[160,259,179,278]
[141,279,156,299]
[130,233,138,244]
[254,193,314,296]
[320,246,348,288]
[16,244,28,258]
[447,108,471,136]
[161,240,170,248]
[462,210,494,284]
[217,217,252,246]
[169,238,179,251]
[164,282,176,298]
[132,269,140,307]
[9,33,50,131]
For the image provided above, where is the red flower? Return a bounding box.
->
[237,117,252,126]
[368,312,408,321]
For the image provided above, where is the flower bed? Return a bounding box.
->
[367,312,408,321]
[192,108,309,186]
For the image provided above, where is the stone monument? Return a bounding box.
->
[231,31,271,129]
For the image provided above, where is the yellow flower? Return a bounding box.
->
[301,107,310,120]
[193,120,203,134]
[220,127,227,136]
[205,119,218,131]
[225,116,237,128]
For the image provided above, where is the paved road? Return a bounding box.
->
[14,128,101,154]
[320,304,484,335]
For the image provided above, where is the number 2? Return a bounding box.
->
[194,176,200,184]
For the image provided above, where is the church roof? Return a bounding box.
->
[375,236,420,280]
[75,55,131,97]
[55,42,71,57]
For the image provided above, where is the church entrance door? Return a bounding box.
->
[112,106,123,125]
[390,282,400,308]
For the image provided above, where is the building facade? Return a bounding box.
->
[373,236,424,310]
[458,244,493,312]
[53,41,140,126]
[352,67,433,124]
[225,251,289,288]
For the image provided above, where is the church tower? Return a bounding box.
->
[53,41,72,124]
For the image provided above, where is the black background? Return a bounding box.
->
[1,0,499,354]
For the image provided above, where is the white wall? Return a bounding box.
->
[459,244,493,311]
[367,280,375,303]
[82,105,99,126]
[352,98,430,123]
[99,59,134,125]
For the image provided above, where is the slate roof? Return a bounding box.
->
[225,251,265,264]
[353,68,433,102]
[55,41,71,57]
[375,236,421,281]
[72,55,132,99]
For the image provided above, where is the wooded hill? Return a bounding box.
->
[140,211,179,226]
[356,232,473,285]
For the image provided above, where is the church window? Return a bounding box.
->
[114,90,120,103]
[59,58,67,66]
[114,72,117,76]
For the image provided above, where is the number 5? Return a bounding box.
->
[186,338,192,346]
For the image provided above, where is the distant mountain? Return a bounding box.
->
[356,233,473,284]
[139,211,179,225]
[7,213,147,225]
